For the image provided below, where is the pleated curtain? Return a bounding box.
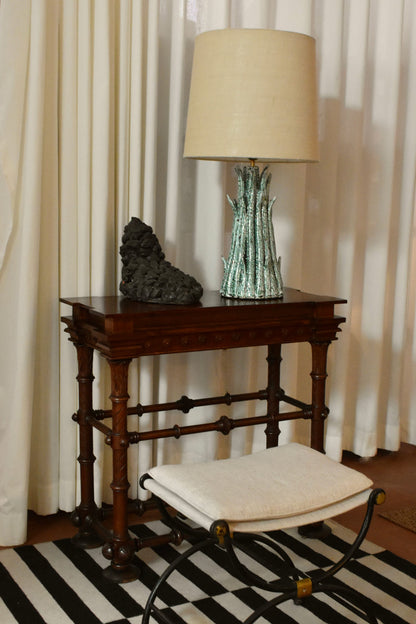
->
[0,0,415,546]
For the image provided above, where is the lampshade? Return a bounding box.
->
[184,29,319,163]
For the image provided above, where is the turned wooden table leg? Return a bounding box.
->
[265,344,282,448]
[102,358,140,582]
[309,339,331,453]
[71,344,103,548]
[299,339,332,539]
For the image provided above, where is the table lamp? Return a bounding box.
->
[184,29,319,299]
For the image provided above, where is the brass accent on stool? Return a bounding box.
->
[376,490,386,505]
[296,577,313,599]
[213,521,232,545]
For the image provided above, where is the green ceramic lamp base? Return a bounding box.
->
[220,164,284,299]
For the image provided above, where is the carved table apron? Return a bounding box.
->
[60,288,346,582]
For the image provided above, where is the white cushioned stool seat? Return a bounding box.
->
[145,443,373,533]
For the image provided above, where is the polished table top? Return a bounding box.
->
[61,287,346,315]
[60,288,347,358]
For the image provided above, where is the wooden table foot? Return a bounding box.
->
[102,562,141,583]
[102,538,141,583]
[70,508,105,549]
[298,521,332,539]
[71,531,105,549]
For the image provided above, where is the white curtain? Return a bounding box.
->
[0,0,415,546]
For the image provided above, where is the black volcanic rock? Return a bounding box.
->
[119,217,203,305]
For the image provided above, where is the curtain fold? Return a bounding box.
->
[0,0,415,546]
[0,0,60,544]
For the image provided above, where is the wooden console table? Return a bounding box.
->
[61,288,346,582]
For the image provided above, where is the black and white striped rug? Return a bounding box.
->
[0,520,415,623]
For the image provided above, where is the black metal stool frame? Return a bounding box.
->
[141,486,385,624]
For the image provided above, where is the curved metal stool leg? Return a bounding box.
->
[243,584,379,624]
[143,489,385,623]
[316,489,385,584]
[243,590,298,624]
[242,489,385,624]
[234,531,298,572]
[142,536,215,624]
[222,532,302,592]
[321,585,379,624]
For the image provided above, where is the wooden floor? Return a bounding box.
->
[19,443,416,565]
[337,442,416,564]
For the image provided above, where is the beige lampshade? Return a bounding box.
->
[184,29,319,162]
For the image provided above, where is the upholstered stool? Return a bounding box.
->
[140,443,385,623]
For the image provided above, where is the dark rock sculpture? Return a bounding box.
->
[119,217,203,305]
